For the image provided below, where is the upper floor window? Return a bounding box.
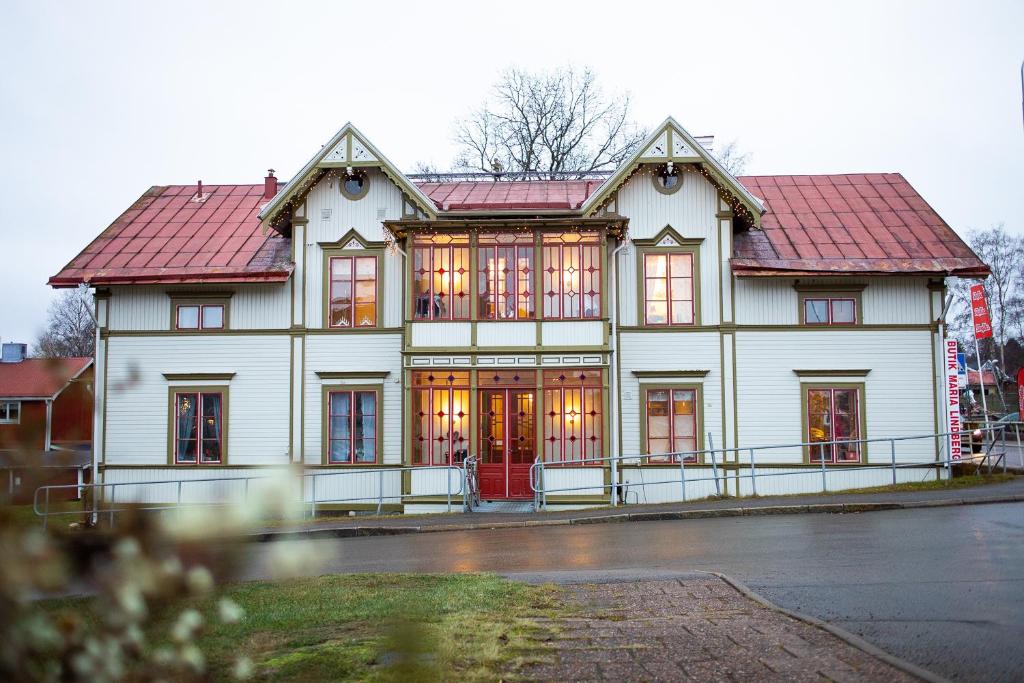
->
[478,233,534,320]
[172,390,225,464]
[644,387,698,463]
[803,297,857,325]
[0,401,20,424]
[412,234,470,321]
[542,232,601,319]
[643,252,695,325]
[806,386,862,463]
[175,303,226,330]
[326,389,378,464]
[329,255,377,328]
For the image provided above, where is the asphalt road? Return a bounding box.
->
[240,503,1024,682]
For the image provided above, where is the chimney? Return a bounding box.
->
[1,342,27,363]
[264,169,278,200]
[197,180,203,198]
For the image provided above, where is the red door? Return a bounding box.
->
[479,389,535,499]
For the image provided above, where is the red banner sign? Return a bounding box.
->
[946,340,964,459]
[970,283,993,340]
[1018,367,1024,418]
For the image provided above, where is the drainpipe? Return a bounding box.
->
[608,239,630,507]
[44,399,52,451]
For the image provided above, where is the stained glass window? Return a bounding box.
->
[542,233,601,319]
[412,235,470,320]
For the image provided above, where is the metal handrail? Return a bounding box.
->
[529,426,1009,508]
[33,464,466,529]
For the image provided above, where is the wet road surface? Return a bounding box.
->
[241,503,1024,682]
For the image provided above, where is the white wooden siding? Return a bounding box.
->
[303,334,403,464]
[542,321,603,346]
[477,322,534,346]
[734,330,936,462]
[107,284,290,331]
[734,277,932,325]
[410,323,472,347]
[618,331,723,458]
[104,335,291,466]
[615,171,721,326]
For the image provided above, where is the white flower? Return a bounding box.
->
[180,643,206,674]
[218,597,245,624]
[185,566,214,595]
[170,609,203,643]
[232,655,255,680]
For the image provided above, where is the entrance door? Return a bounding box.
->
[478,389,535,499]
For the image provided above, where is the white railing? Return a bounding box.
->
[530,426,1012,509]
[33,464,467,529]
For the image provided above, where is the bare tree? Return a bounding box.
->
[453,66,647,179]
[34,286,95,358]
[715,140,751,176]
[948,224,1023,371]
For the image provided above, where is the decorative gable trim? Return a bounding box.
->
[317,228,386,251]
[583,117,763,224]
[632,225,703,248]
[259,123,437,230]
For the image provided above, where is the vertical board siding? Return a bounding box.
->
[734,277,931,325]
[304,169,405,329]
[303,334,403,464]
[621,467,723,504]
[616,172,720,326]
[477,322,534,347]
[540,467,605,497]
[542,321,603,346]
[618,331,723,458]
[735,330,936,462]
[104,336,291,466]
[410,323,472,347]
[108,285,290,331]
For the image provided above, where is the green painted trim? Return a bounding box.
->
[321,245,385,331]
[799,382,868,463]
[316,371,391,380]
[317,227,387,250]
[638,383,705,465]
[633,234,703,328]
[288,334,294,461]
[166,385,230,466]
[162,372,236,381]
[320,384,383,465]
[165,290,235,299]
[631,370,710,378]
[338,169,370,201]
[793,369,871,377]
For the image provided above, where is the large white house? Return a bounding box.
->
[50,118,988,512]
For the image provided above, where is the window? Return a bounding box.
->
[411,371,470,465]
[806,387,862,463]
[644,252,695,325]
[542,369,602,463]
[803,297,857,325]
[0,401,20,424]
[173,391,225,464]
[652,165,684,195]
[326,390,377,464]
[328,255,377,328]
[478,233,535,320]
[645,387,698,463]
[542,232,601,319]
[173,301,228,331]
[412,234,471,320]
[340,171,369,200]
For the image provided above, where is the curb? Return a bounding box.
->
[250,492,1024,542]
[710,571,948,683]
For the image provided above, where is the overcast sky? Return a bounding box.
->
[1,0,1022,345]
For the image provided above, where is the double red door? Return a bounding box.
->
[478,389,535,499]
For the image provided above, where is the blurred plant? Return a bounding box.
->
[0,467,316,681]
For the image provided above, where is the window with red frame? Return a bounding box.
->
[329,256,377,328]
[542,233,601,319]
[643,252,694,325]
[327,390,377,463]
[806,387,861,463]
[176,304,224,330]
[174,392,224,464]
[542,369,602,463]
[411,371,470,465]
[645,388,698,463]
[478,234,535,320]
[412,235,470,320]
[803,297,856,325]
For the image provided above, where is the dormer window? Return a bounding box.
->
[652,164,683,195]
[169,295,230,331]
[340,170,369,200]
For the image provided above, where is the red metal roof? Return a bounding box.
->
[49,185,292,287]
[0,357,92,399]
[732,174,988,277]
[415,180,602,211]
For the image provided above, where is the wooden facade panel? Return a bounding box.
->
[410,322,472,347]
[107,284,290,331]
[477,322,534,347]
[734,330,936,463]
[104,336,291,466]
[542,321,603,347]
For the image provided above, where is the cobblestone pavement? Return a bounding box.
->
[521,576,920,682]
